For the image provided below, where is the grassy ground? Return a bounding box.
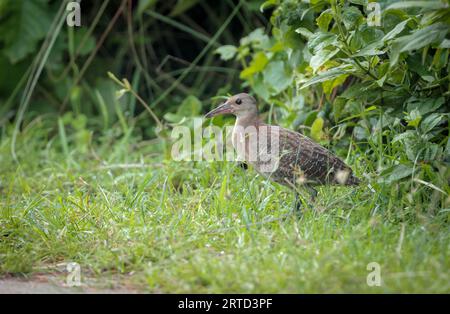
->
[0,118,449,293]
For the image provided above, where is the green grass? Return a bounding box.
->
[0,117,449,293]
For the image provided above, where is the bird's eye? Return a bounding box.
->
[235,98,242,105]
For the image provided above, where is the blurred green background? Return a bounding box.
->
[0,0,269,135]
[1,0,448,203]
[0,0,449,292]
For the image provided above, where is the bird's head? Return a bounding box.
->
[205,93,258,119]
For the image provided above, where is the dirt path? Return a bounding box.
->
[0,274,139,294]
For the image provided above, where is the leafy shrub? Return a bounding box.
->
[216,0,450,212]
[0,0,265,137]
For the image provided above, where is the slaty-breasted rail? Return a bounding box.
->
[205,93,360,211]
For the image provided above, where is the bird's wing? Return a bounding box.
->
[269,126,355,185]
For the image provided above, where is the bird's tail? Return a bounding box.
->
[346,174,360,186]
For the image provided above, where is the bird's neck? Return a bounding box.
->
[235,113,260,128]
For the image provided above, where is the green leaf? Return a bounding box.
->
[382,18,410,42]
[360,26,385,45]
[311,116,324,141]
[322,73,349,95]
[439,39,450,49]
[432,48,449,70]
[252,74,270,101]
[342,6,363,30]
[164,95,202,123]
[300,65,354,89]
[295,27,314,39]
[422,144,440,161]
[398,24,447,53]
[240,52,269,79]
[282,28,304,50]
[385,164,414,184]
[260,0,278,12]
[310,48,339,72]
[386,1,448,10]
[406,109,422,127]
[177,95,202,117]
[406,97,445,115]
[316,9,333,31]
[0,0,53,63]
[353,41,384,57]
[214,45,237,61]
[263,61,293,94]
[304,111,318,127]
[390,23,448,66]
[308,32,338,53]
[240,28,270,49]
[392,130,415,143]
[163,112,182,123]
[421,113,442,133]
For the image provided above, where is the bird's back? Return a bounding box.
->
[254,123,360,187]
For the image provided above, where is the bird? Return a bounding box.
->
[205,93,360,212]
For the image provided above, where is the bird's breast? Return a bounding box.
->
[232,124,281,174]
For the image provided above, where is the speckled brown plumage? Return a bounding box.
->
[205,93,360,203]
[254,123,360,188]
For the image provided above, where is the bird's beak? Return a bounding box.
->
[205,102,233,118]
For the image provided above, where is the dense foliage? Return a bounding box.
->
[217,0,450,212]
[0,0,264,137]
[0,0,449,293]
[0,1,448,218]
